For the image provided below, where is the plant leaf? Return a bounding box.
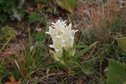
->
[38,62,58,70]
[72,56,91,74]
[73,45,88,49]
[5,75,19,84]
[106,59,126,84]
[116,37,126,53]
[75,42,98,59]
[35,32,44,42]
[57,0,77,13]
[12,8,21,21]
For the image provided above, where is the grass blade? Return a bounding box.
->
[38,62,58,70]
[75,42,98,59]
[72,56,90,74]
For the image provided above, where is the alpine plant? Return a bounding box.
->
[46,20,78,66]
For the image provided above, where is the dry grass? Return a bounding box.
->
[71,0,126,43]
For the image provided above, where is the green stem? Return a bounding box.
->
[0,36,13,52]
[66,68,70,84]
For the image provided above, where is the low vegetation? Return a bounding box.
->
[0,0,126,84]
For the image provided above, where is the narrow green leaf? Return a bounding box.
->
[38,62,58,70]
[57,0,77,13]
[75,42,98,59]
[73,45,88,49]
[72,56,90,74]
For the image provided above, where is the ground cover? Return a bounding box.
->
[0,0,126,84]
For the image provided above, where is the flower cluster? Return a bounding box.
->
[46,20,78,65]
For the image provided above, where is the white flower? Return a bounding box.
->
[46,20,78,65]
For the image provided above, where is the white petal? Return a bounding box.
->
[45,31,49,34]
[56,35,61,38]
[68,23,72,30]
[55,49,60,52]
[49,45,54,48]
[71,30,78,38]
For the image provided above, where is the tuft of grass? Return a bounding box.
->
[71,0,125,44]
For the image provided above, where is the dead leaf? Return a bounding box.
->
[37,3,41,9]
[12,8,21,21]
[81,53,90,59]
[5,75,19,84]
